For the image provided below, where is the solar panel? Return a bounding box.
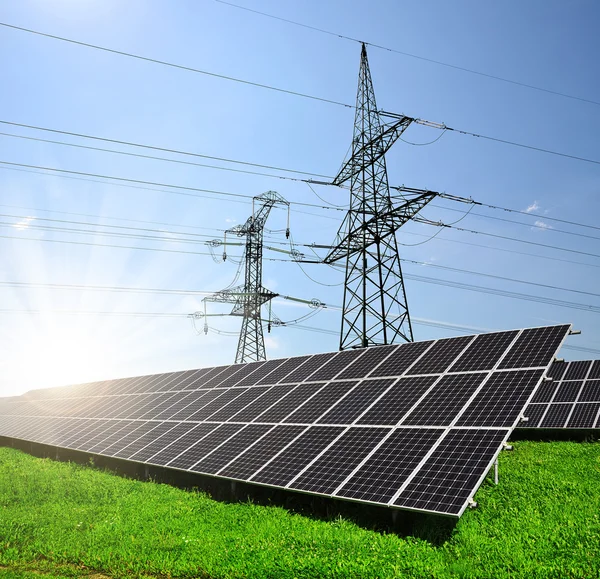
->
[0,324,572,517]
[521,358,600,429]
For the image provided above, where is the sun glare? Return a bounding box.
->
[4,320,110,397]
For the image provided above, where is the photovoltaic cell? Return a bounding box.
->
[456,369,544,427]
[291,427,389,495]
[394,429,507,515]
[218,362,265,388]
[579,380,600,402]
[401,373,486,426]
[191,424,273,474]
[281,353,338,383]
[530,381,559,403]
[228,384,294,423]
[255,383,324,423]
[408,336,474,375]
[148,423,218,466]
[167,423,243,470]
[251,426,344,487]
[336,428,443,503]
[207,387,271,422]
[219,425,306,480]
[234,359,287,387]
[566,403,600,428]
[335,345,396,380]
[553,381,583,402]
[283,382,358,424]
[186,389,248,422]
[257,356,311,385]
[449,330,519,372]
[304,350,367,382]
[129,423,194,462]
[521,403,548,427]
[115,422,175,459]
[369,341,433,378]
[547,360,567,381]
[317,379,395,425]
[539,403,573,428]
[563,361,592,381]
[356,377,436,426]
[498,325,570,369]
[588,361,600,380]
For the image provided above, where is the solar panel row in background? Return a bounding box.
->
[0,325,571,517]
[522,359,600,429]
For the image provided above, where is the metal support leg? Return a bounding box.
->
[494,459,499,485]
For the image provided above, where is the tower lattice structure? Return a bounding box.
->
[324,44,435,350]
[203,191,288,363]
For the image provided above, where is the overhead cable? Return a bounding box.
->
[213,0,600,108]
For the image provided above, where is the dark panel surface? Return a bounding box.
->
[317,379,395,425]
[449,330,519,372]
[521,403,548,427]
[395,429,507,515]
[291,427,389,495]
[305,350,367,382]
[539,404,573,428]
[369,340,433,378]
[456,369,544,427]
[256,383,324,423]
[336,428,443,503]
[563,361,592,381]
[167,424,243,470]
[284,382,358,424]
[553,381,583,403]
[401,374,486,426]
[191,424,273,474]
[219,425,306,480]
[251,426,344,487]
[357,377,437,426]
[498,325,569,369]
[566,403,600,428]
[335,345,396,380]
[408,336,474,375]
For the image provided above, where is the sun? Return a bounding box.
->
[1,315,113,397]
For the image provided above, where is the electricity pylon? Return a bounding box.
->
[324,43,436,350]
[201,191,289,363]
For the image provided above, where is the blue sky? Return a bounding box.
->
[0,0,599,396]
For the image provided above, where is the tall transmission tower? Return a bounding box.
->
[324,44,436,350]
[200,191,289,363]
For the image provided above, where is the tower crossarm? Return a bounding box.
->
[331,115,413,186]
[323,189,437,264]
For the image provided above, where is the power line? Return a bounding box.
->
[213,0,600,108]
[0,120,333,180]
[404,272,600,315]
[428,202,600,242]
[441,124,600,167]
[401,259,600,300]
[436,193,600,234]
[0,159,345,213]
[423,219,600,261]
[0,23,352,110]
[0,130,321,183]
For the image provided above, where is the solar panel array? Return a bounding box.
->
[0,324,570,517]
[522,359,600,429]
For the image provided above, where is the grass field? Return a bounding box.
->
[0,441,599,579]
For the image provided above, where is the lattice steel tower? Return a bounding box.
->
[324,44,435,350]
[203,191,289,363]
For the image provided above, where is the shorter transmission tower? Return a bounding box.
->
[198,191,289,364]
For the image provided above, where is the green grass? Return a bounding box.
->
[0,442,598,579]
